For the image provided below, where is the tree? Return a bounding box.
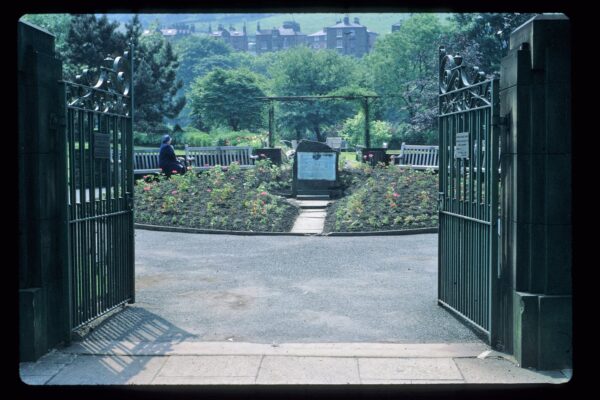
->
[126,15,186,133]
[450,13,536,74]
[268,46,364,142]
[189,68,266,132]
[64,14,127,80]
[173,35,233,86]
[366,14,451,144]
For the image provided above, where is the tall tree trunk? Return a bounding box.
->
[314,125,324,142]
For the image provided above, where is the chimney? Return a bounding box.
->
[354,17,360,24]
[257,21,261,31]
[208,23,212,33]
[218,23,223,31]
[343,16,350,25]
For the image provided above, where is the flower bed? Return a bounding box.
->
[323,164,439,233]
[134,160,297,232]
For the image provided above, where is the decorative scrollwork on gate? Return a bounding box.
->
[439,47,492,115]
[66,50,131,117]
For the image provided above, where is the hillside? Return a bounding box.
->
[103,12,452,37]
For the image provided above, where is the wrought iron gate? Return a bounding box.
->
[437,47,500,342]
[61,50,135,330]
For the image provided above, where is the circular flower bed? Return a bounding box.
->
[134,160,298,232]
[324,164,439,233]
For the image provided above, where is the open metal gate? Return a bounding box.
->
[62,49,135,330]
[437,47,500,343]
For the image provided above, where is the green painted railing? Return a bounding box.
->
[63,48,135,331]
[437,47,500,342]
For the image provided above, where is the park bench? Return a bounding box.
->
[393,143,439,170]
[325,137,348,152]
[133,146,256,176]
[184,145,256,171]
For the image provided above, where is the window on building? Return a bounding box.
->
[337,29,343,38]
[261,42,267,50]
[336,38,343,48]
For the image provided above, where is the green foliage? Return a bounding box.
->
[188,68,266,131]
[20,14,72,74]
[134,161,297,232]
[269,46,365,142]
[366,14,450,144]
[325,166,439,232]
[449,13,536,73]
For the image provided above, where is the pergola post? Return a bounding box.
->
[268,100,274,148]
[363,97,371,148]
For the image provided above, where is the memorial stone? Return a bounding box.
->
[292,140,340,198]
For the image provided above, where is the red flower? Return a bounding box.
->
[262,201,266,205]
[171,190,178,195]
[393,193,400,198]
[260,191,267,196]
[172,170,178,174]
[368,153,374,158]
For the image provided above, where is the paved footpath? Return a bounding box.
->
[19,231,571,385]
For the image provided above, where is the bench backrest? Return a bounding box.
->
[398,143,439,169]
[325,137,343,150]
[133,149,161,171]
[185,145,254,167]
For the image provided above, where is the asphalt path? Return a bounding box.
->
[81,230,483,345]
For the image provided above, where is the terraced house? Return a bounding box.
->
[323,16,377,57]
[255,21,307,54]
[209,23,248,51]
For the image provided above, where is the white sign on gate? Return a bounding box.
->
[454,132,470,159]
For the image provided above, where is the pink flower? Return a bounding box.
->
[172,170,178,174]
[207,189,212,192]
[368,153,374,158]
[390,203,397,207]
[393,193,400,198]
[171,190,178,195]
[260,153,266,157]
[363,155,367,159]
[260,191,267,196]
[262,201,266,205]
[144,186,151,191]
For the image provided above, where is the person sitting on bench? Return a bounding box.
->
[159,134,186,177]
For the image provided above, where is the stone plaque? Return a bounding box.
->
[94,133,111,159]
[454,132,469,159]
[297,152,336,181]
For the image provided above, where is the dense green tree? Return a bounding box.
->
[268,46,364,142]
[172,36,233,86]
[188,68,266,131]
[450,13,536,74]
[64,14,128,80]
[366,14,451,144]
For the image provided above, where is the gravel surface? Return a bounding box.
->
[80,230,483,345]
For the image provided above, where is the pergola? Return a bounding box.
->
[257,95,380,148]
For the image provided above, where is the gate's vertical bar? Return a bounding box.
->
[128,44,136,303]
[89,111,98,319]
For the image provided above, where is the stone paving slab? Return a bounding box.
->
[256,356,360,384]
[453,358,570,384]
[66,341,489,358]
[158,355,262,378]
[358,358,463,381]
[45,355,168,385]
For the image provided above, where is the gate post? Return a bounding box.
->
[499,14,571,369]
[18,21,70,361]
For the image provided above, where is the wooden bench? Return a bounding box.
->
[133,146,257,176]
[325,137,347,151]
[393,143,439,170]
[133,149,162,175]
[184,145,256,171]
